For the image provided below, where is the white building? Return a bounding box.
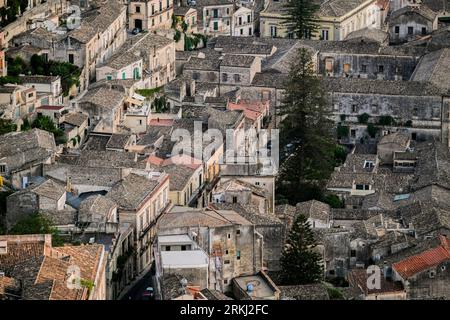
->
[231,6,254,36]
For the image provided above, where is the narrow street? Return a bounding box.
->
[120,268,154,300]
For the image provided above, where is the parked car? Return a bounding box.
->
[142,287,154,300]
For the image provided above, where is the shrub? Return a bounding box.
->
[322,194,344,208]
[358,113,370,124]
[367,123,379,138]
[337,125,349,139]
[378,115,395,126]
[173,29,181,42]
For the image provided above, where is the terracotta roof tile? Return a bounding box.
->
[393,236,450,279]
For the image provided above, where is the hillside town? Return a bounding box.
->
[2,0,450,302]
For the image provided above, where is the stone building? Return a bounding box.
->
[107,172,171,274]
[388,5,436,44]
[128,0,174,32]
[200,0,235,35]
[0,84,41,122]
[390,235,450,299]
[5,178,67,230]
[157,206,263,292]
[0,234,107,300]
[324,77,445,144]
[155,234,210,290]
[231,5,255,37]
[260,0,387,40]
[75,86,125,134]
[12,1,128,87]
[0,129,57,190]
[118,32,176,88]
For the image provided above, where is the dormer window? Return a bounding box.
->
[364,161,374,169]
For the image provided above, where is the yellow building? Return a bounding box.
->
[260,0,387,40]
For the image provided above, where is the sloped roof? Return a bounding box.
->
[393,236,450,279]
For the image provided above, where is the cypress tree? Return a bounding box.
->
[284,0,320,39]
[280,214,323,285]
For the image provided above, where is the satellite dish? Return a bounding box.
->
[89,237,95,244]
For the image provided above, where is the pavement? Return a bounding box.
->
[118,264,155,300]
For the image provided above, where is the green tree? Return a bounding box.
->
[283,0,320,39]
[0,119,17,134]
[277,48,338,204]
[367,123,379,138]
[10,213,64,246]
[378,115,395,126]
[358,113,370,124]
[32,115,66,144]
[322,194,344,208]
[280,214,323,285]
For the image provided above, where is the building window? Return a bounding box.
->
[232,196,237,203]
[249,27,252,35]
[165,246,171,251]
[213,9,218,18]
[351,250,356,257]
[325,58,334,72]
[371,104,378,114]
[225,249,229,254]
[352,105,358,113]
[321,29,329,40]
[394,26,399,34]
[166,0,170,8]
[181,245,186,251]
[240,28,243,35]
[152,4,155,14]
[422,27,427,35]
[233,74,241,82]
[136,6,140,13]
[408,26,413,35]
[192,72,200,80]
[68,54,74,64]
[236,229,240,235]
[224,260,230,264]
[343,63,350,74]
[213,21,218,31]
[206,9,209,16]
[224,279,228,284]
[159,1,162,11]
[0,164,6,174]
[227,233,231,239]
[270,26,277,37]
[238,16,242,25]
[236,250,241,260]
[361,64,367,73]
[247,15,251,23]
[378,65,384,73]
[364,161,374,169]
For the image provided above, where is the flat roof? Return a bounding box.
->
[161,250,209,268]
[158,234,193,246]
[234,275,275,299]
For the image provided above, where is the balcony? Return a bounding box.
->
[138,200,172,240]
